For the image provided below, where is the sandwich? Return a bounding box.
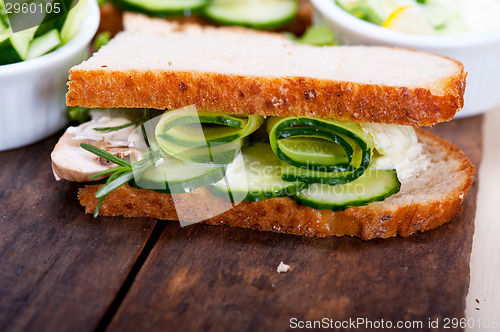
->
[51,14,474,240]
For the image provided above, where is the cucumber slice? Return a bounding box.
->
[159,139,244,165]
[281,161,366,186]
[0,28,35,65]
[61,0,90,43]
[112,0,209,16]
[278,136,352,167]
[160,113,247,146]
[294,169,401,211]
[211,141,306,202]
[268,116,372,184]
[204,0,299,29]
[35,0,76,37]
[0,36,23,65]
[0,21,8,34]
[132,154,226,194]
[155,109,263,164]
[0,5,9,31]
[26,29,62,59]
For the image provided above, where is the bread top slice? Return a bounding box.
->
[67,13,466,126]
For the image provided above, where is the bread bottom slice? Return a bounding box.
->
[78,129,474,240]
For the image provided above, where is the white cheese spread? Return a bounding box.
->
[361,123,430,180]
[66,109,138,146]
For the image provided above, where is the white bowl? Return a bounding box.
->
[311,0,500,118]
[0,0,100,151]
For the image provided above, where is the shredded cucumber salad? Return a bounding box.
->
[336,0,500,34]
[0,0,89,65]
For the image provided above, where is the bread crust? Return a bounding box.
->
[77,129,474,240]
[67,68,465,127]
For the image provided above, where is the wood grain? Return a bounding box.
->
[106,116,482,332]
[0,136,157,332]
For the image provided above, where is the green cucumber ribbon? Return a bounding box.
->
[155,108,264,164]
[268,117,372,185]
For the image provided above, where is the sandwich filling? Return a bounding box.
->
[51,107,429,214]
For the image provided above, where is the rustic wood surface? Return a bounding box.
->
[0,115,482,332]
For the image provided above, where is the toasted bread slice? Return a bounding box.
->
[77,129,474,240]
[67,14,466,127]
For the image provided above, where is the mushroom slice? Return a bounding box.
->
[51,110,142,182]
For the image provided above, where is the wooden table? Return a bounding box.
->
[0,115,483,332]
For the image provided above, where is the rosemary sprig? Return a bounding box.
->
[80,143,160,217]
[81,143,131,167]
[95,171,135,198]
[91,166,131,179]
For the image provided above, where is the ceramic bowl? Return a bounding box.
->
[0,0,100,151]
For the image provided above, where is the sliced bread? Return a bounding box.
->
[67,13,466,127]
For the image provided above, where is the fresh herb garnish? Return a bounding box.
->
[67,106,91,124]
[80,143,160,217]
[93,31,111,51]
[287,25,338,46]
